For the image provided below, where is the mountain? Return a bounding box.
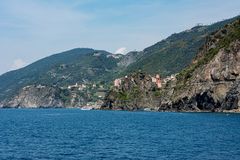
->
[101,18,240,112]
[0,48,122,102]
[120,15,240,77]
[0,16,239,108]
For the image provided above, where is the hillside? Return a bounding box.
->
[102,18,240,112]
[0,48,122,101]
[121,15,240,77]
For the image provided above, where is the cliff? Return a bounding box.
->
[0,85,102,108]
[101,19,240,112]
[102,72,161,111]
[0,85,64,108]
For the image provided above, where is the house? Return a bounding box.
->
[151,77,157,83]
[114,78,122,88]
[156,74,162,88]
[163,74,177,84]
[68,83,86,90]
[152,74,162,88]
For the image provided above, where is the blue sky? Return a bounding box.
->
[0,0,240,75]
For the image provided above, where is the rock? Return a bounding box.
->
[0,85,92,108]
[1,85,64,108]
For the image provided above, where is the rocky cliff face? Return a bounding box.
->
[101,19,240,112]
[117,51,143,67]
[0,85,63,108]
[0,85,94,108]
[168,39,240,112]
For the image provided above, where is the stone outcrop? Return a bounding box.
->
[0,85,64,108]
[0,85,91,108]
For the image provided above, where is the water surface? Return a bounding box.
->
[0,109,239,160]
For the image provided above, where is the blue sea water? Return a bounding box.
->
[0,109,239,160]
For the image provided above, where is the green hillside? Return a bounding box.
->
[123,16,240,77]
[0,48,121,100]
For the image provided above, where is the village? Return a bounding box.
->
[113,73,177,89]
[20,73,177,110]
[66,82,107,98]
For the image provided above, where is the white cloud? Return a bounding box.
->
[114,47,127,55]
[11,59,26,70]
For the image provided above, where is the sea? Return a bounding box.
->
[0,109,239,160]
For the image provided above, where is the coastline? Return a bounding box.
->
[1,103,240,113]
[1,106,240,115]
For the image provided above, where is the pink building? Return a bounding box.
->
[156,74,162,88]
[114,79,122,88]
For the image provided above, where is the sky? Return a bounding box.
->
[0,0,240,75]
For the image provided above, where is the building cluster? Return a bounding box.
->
[162,74,177,84]
[68,83,86,91]
[113,74,163,89]
[113,73,177,90]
